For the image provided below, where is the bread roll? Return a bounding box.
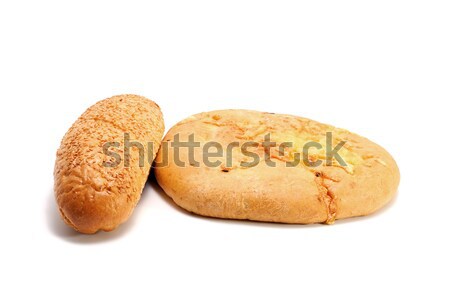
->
[155,109,399,224]
[54,94,164,233]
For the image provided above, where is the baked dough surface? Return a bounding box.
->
[54,94,164,233]
[155,110,399,224]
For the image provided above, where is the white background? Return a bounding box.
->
[1,1,449,300]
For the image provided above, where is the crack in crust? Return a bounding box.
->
[314,171,338,224]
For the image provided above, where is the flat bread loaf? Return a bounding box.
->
[155,109,399,224]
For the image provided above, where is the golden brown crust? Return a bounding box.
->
[54,94,164,233]
[155,109,399,224]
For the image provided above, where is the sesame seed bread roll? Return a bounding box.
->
[54,94,164,234]
[155,109,399,224]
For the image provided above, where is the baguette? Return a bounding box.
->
[54,94,164,233]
